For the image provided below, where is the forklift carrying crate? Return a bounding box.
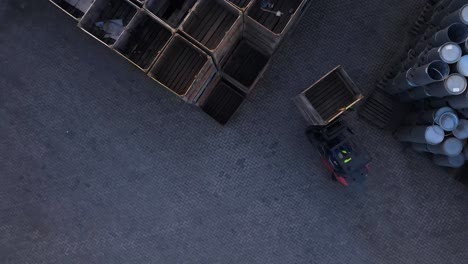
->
[295,66,371,186]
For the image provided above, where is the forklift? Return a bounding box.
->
[306,118,371,186]
[295,66,371,186]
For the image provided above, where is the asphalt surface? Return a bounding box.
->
[1,0,468,263]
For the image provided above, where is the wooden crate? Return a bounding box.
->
[113,10,174,72]
[180,0,243,67]
[128,0,145,7]
[294,66,364,126]
[220,38,272,93]
[148,34,217,104]
[144,0,197,28]
[244,0,310,54]
[79,0,139,46]
[49,0,95,20]
[224,0,254,12]
[198,74,247,125]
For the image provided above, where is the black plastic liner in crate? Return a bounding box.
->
[294,66,364,126]
[199,75,246,125]
[114,11,173,72]
[180,0,242,65]
[50,0,94,19]
[148,34,217,103]
[221,39,271,93]
[79,0,138,45]
[144,0,197,28]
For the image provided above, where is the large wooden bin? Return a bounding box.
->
[220,38,272,93]
[244,0,310,54]
[294,66,364,126]
[144,0,197,28]
[113,10,174,72]
[49,0,94,20]
[148,34,217,104]
[198,74,247,125]
[225,0,254,12]
[79,0,139,46]
[180,0,243,66]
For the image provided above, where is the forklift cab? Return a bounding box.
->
[306,118,371,186]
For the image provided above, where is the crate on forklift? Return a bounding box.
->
[294,66,364,126]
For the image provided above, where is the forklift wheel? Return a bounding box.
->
[331,174,337,181]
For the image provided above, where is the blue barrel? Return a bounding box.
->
[427,137,464,156]
[433,153,465,168]
[421,107,459,131]
[440,4,468,27]
[454,119,468,139]
[425,73,467,98]
[396,125,445,145]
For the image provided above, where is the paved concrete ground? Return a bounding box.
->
[1,0,468,263]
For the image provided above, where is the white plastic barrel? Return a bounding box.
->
[427,137,464,156]
[426,73,467,98]
[396,125,445,145]
[453,119,468,139]
[420,107,459,131]
[433,153,465,168]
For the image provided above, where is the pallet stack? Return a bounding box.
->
[49,0,310,124]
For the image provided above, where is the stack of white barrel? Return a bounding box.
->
[391,2,468,168]
[397,107,468,168]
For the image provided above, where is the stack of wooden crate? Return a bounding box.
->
[49,0,310,124]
